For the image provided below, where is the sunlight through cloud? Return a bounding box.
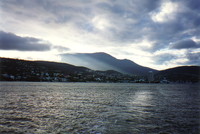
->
[151,1,181,23]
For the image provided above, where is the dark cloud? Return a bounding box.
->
[153,51,200,67]
[0,31,51,51]
[154,53,176,65]
[170,39,200,49]
[129,0,161,13]
[1,0,92,25]
[186,52,200,65]
[2,0,199,49]
[91,0,200,53]
[96,2,124,15]
[135,0,200,52]
[97,0,160,15]
[186,0,200,11]
[1,0,200,68]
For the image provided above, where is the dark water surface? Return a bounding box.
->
[0,82,199,134]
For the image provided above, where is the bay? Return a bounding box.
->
[0,82,199,134]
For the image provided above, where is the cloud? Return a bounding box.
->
[1,0,200,69]
[1,0,199,47]
[0,31,51,51]
[170,39,200,49]
[186,52,200,65]
[53,46,70,52]
[186,0,200,11]
[152,49,200,68]
[151,1,176,23]
[153,53,177,65]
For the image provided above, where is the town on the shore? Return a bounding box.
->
[1,58,199,83]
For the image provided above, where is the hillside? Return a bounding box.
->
[155,66,200,83]
[61,52,157,75]
[0,57,132,82]
[0,57,89,74]
[1,57,199,83]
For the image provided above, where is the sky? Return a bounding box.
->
[0,0,200,70]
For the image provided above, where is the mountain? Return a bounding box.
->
[0,57,129,82]
[155,66,200,83]
[1,57,199,83]
[61,52,157,75]
[0,57,89,75]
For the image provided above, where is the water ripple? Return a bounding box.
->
[0,82,199,134]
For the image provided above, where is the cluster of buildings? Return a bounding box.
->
[0,58,173,83]
[1,70,164,83]
[1,71,68,82]
[1,70,135,83]
[1,70,173,83]
[0,60,134,82]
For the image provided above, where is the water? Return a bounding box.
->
[0,82,199,134]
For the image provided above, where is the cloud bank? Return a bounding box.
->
[170,39,200,49]
[0,0,200,69]
[0,31,51,51]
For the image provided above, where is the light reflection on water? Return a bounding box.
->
[0,82,199,134]
[131,90,154,117]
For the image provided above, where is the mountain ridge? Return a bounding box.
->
[1,57,199,83]
[155,66,200,83]
[61,52,157,75]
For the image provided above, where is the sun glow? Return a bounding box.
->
[151,1,181,23]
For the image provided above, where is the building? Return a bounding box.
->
[148,71,154,82]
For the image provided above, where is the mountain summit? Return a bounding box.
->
[61,52,157,75]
